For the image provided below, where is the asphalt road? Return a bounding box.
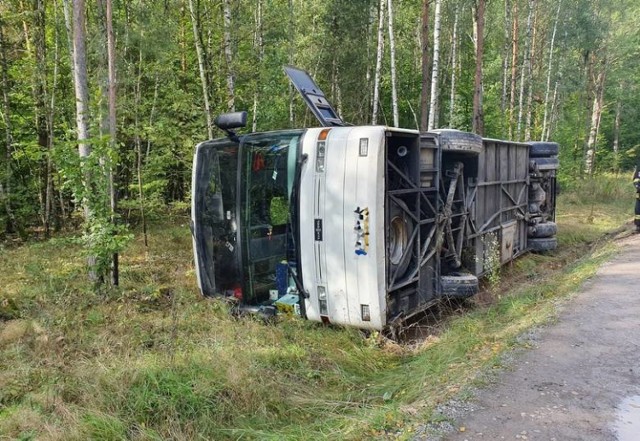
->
[440,233,640,441]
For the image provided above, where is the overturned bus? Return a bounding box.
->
[191,66,559,331]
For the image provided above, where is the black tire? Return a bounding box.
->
[388,200,414,280]
[433,129,483,155]
[440,272,479,298]
[533,157,559,171]
[528,221,557,238]
[528,141,559,158]
[528,236,558,253]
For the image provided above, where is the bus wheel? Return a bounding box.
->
[528,141,559,157]
[388,200,414,280]
[528,221,557,238]
[441,272,479,298]
[533,157,559,171]
[528,236,558,253]
[433,129,483,154]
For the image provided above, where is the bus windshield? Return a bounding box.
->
[192,130,303,304]
[239,130,303,303]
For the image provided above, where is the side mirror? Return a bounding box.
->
[215,111,247,130]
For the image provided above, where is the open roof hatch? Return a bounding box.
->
[284,65,345,127]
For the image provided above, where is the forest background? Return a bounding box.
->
[0,0,639,276]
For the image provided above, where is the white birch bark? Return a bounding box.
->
[106,0,119,285]
[372,0,386,125]
[387,0,399,127]
[70,0,90,160]
[448,6,459,127]
[501,0,510,115]
[419,0,430,130]
[541,1,561,142]
[288,0,294,126]
[222,0,235,112]
[252,0,263,132]
[187,0,213,138]
[584,67,606,176]
[517,0,534,141]
[69,0,98,278]
[428,0,442,131]
[508,0,519,139]
[472,0,486,135]
[546,77,559,141]
[0,20,17,232]
[524,3,538,141]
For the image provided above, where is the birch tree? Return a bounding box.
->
[541,1,561,143]
[448,6,459,127]
[501,0,511,118]
[252,0,264,132]
[613,86,622,171]
[105,0,118,285]
[419,0,430,131]
[584,59,606,176]
[372,0,385,125]
[222,0,235,112]
[508,0,519,138]
[387,0,399,127]
[68,0,97,277]
[187,0,213,138]
[472,0,486,135]
[427,0,442,131]
[0,17,17,234]
[524,2,538,140]
[517,0,534,140]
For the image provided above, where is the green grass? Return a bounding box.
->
[0,173,635,440]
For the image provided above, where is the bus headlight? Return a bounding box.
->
[317,285,328,315]
[316,141,326,172]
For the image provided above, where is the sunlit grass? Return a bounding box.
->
[0,173,634,440]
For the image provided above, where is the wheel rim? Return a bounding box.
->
[389,215,409,265]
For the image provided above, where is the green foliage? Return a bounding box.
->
[53,136,133,280]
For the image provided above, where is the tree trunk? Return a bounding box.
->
[613,90,621,172]
[288,0,295,126]
[501,0,511,116]
[252,0,263,132]
[427,0,442,131]
[472,0,485,136]
[46,0,63,233]
[27,0,50,235]
[524,1,538,140]
[387,0,399,127]
[545,26,567,142]
[584,63,606,176]
[222,0,235,112]
[180,0,187,73]
[419,0,430,131]
[517,0,533,141]
[0,17,18,234]
[105,0,118,286]
[448,6,459,127]
[508,0,519,139]
[187,0,213,138]
[372,0,385,125]
[541,0,561,143]
[546,76,560,141]
[69,0,97,279]
[135,51,148,247]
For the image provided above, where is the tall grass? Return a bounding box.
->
[0,173,634,440]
